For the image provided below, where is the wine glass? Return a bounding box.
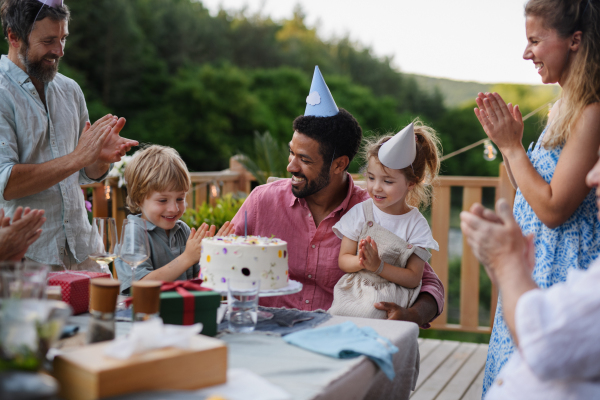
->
[118,220,150,284]
[88,218,118,278]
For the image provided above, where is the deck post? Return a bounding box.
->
[430,185,451,328]
[460,187,482,330]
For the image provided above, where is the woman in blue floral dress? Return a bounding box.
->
[473,0,600,397]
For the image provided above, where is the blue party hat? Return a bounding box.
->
[36,0,63,8]
[304,66,339,117]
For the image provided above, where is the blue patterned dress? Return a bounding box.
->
[482,129,600,398]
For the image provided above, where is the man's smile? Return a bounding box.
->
[291,175,306,185]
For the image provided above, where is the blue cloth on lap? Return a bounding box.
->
[284,321,399,380]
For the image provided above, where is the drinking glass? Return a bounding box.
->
[227,279,260,333]
[118,220,150,284]
[88,218,118,278]
[0,261,49,300]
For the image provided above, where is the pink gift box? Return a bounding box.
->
[47,271,111,314]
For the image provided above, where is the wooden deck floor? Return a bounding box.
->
[410,339,488,400]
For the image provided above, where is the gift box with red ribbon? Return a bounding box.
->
[47,271,111,315]
[159,279,222,336]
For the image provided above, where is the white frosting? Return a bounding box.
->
[200,236,289,291]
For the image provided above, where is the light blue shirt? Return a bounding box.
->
[0,55,108,265]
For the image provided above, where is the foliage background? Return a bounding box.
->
[0,0,558,176]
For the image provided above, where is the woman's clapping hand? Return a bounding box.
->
[474,92,525,155]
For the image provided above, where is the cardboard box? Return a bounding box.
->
[53,335,227,400]
[159,290,222,336]
[47,272,111,314]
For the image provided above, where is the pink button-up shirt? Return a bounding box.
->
[232,175,444,323]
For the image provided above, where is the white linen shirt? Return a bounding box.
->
[0,55,107,265]
[332,199,439,251]
[486,258,600,399]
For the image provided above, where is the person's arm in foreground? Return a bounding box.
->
[462,199,600,381]
[0,207,46,261]
[475,94,600,228]
[513,265,600,381]
[460,199,537,343]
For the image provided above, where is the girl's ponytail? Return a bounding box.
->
[403,119,441,209]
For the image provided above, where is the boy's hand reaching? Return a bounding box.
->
[182,221,236,267]
[358,236,382,272]
[215,221,235,237]
[183,223,210,265]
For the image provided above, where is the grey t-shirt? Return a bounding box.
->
[115,214,200,293]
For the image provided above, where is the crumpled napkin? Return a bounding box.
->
[284,321,399,380]
[104,318,203,359]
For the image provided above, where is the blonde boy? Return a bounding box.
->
[115,145,233,293]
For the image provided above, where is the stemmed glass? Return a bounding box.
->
[118,220,150,284]
[88,218,118,278]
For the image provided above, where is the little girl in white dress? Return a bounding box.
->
[329,121,440,319]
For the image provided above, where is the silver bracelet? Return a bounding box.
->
[375,259,385,275]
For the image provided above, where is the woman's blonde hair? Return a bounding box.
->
[362,119,441,209]
[124,145,191,214]
[525,0,600,148]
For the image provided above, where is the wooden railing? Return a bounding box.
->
[83,158,515,334]
[82,158,255,237]
[429,165,515,334]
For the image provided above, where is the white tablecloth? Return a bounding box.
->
[64,315,420,400]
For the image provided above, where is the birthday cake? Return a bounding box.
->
[200,236,289,291]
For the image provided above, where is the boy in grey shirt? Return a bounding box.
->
[115,145,234,293]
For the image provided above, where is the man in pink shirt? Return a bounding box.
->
[232,67,444,327]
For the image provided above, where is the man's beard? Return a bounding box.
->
[18,45,60,83]
[291,162,331,199]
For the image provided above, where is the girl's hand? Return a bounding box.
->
[474,92,524,155]
[358,236,382,272]
[183,223,209,264]
[215,221,235,237]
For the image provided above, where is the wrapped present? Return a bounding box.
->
[47,271,111,315]
[53,334,227,400]
[159,279,222,336]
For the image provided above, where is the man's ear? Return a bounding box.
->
[570,31,582,52]
[332,155,349,174]
[6,28,21,50]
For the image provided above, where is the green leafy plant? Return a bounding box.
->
[234,131,290,185]
[181,193,246,231]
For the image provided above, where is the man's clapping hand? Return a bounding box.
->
[74,115,138,168]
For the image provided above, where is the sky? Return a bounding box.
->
[200,0,542,85]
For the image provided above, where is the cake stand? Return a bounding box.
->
[219,279,303,321]
[257,279,302,319]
